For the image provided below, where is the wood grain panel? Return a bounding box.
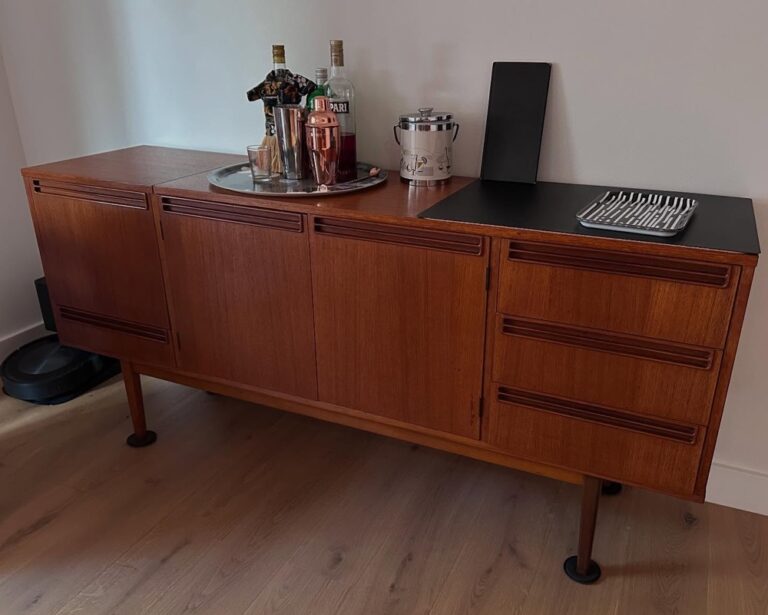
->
[507,241,732,286]
[160,204,317,399]
[59,306,168,343]
[501,317,715,368]
[53,317,173,367]
[27,184,171,365]
[310,218,488,438]
[313,217,484,255]
[486,386,706,495]
[29,190,169,327]
[22,145,243,190]
[493,316,721,424]
[161,196,303,232]
[694,264,758,497]
[32,179,147,209]
[498,240,738,348]
[496,387,699,443]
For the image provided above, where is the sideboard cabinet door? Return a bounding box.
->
[158,197,318,399]
[310,217,488,438]
[27,179,173,365]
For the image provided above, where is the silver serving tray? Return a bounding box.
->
[208,162,387,197]
[576,190,698,237]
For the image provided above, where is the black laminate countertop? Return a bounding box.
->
[419,180,760,255]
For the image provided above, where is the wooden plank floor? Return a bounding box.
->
[0,377,766,614]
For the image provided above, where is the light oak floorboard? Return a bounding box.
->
[0,378,766,614]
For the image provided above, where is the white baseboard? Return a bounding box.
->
[0,321,47,363]
[706,461,768,516]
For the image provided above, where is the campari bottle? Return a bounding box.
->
[325,40,357,182]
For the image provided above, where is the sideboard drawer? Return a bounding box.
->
[498,240,738,348]
[485,386,705,495]
[492,316,721,425]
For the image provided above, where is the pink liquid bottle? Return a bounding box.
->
[325,40,357,182]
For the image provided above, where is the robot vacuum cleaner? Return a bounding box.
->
[1,334,119,405]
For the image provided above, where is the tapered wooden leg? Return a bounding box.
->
[563,475,602,584]
[121,360,157,447]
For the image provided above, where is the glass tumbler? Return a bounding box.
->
[247,145,272,182]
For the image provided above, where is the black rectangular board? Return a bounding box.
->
[480,62,551,184]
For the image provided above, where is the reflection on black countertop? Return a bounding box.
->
[419,180,760,255]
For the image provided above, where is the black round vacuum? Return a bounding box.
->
[1,334,119,405]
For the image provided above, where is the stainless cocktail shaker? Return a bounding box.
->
[305,96,340,185]
[274,104,307,180]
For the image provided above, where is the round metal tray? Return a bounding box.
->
[208,162,387,198]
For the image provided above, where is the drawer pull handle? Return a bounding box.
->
[161,197,303,232]
[507,241,730,287]
[32,179,147,209]
[496,387,699,444]
[501,317,714,369]
[314,217,483,255]
[59,306,168,343]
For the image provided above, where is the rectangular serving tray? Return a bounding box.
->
[576,190,698,237]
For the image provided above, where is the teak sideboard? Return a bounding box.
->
[21,146,759,584]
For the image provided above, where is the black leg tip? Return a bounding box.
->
[126,430,157,448]
[601,481,623,496]
[563,555,601,584]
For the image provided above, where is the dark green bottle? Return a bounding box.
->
[306,68,328,111]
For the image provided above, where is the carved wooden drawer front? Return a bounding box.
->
[498,240,738,348]
[493,316,721,425]
[486,386,705,495]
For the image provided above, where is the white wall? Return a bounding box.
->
[0,0,766,512]
[0,44,44,359]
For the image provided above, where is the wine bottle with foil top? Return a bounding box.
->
[325,40,357,182]
[246,45,316,172]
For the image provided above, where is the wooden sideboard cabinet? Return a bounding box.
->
[21,147,759,585]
